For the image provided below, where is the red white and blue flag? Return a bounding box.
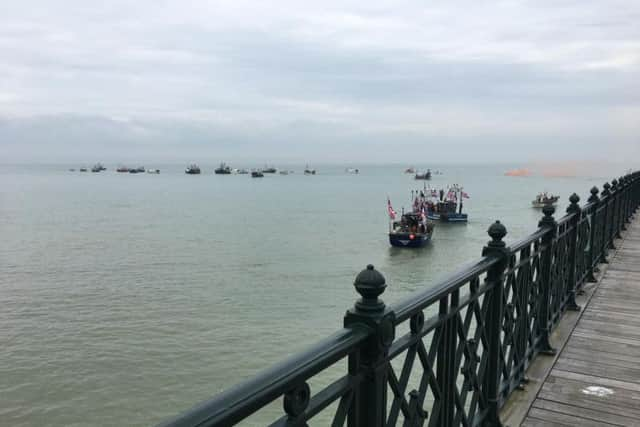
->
[387,198,397,220]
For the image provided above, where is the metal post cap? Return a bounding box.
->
[354,264,387,301]
[542,203,555,217]
[569,193,580,204]
[590,186,599,196]
[487,220,507,242]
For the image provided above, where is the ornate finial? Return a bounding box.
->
[539,204,556,227]
[482,220,508,257]
[353,264,387,312]
[589,186,599,203]
[602,182,611,196]
[487,221,507,246]
[567,193,580,214]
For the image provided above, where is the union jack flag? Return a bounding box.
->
[387,198,397,220]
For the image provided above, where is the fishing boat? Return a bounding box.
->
[116,166,130,173]
[388,212,434,248]
[414,170,432,180]
[262,166,277,174]
[424,185,469,223]
[251,170,264,178]
[147,169,160,174]
[214,162,232,174]
[404,167,415,174]
[345,168,359,174]
[185,164,201,174]
[79,167,88,172]
[531,192,559,208]
[237,169,249,174]
[304,165,316,175]
[279,170,289,175]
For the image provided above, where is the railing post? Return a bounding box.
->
[345,265,395,427]
[612,179,622,239]
[437,292,458,427]
[619,177,628,230]
[537,204,557,355]
[565,194,581,311]
[481,221,509,427]
[586,186,599,282]
[601,182,612,260]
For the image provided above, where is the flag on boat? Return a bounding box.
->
[387,198,397,220]
[462,191,470,199]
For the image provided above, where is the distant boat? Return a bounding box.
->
[345,168,359,174]
[262,166,277,174]
[214,162,232,174]
[236,169,249,175]
[91,163,106,172]
[532,192,559,208]
[185,164,201,174]
[279,170,289,175]
[304,165,316,175]
[415,170,431,180]
[79,167,88,172]
[146,169,160,174]
[404,167,415,174]
[251,170,264,178]
[116,166,130,173]
[68,168,76,172]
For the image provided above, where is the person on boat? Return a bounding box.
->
[439,189,444,201]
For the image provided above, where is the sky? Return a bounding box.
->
[1,0,639,164]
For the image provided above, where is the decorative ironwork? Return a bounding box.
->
[159,172,640,427]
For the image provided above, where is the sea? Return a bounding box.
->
[0,163,621,426]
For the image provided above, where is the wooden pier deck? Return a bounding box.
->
[521,217,640,426]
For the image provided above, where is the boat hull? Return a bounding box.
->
[427,212,468,223]
[389,232,432,248]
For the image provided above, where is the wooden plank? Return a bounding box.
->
[539,382,640,420]
[524,408,613,427]
[544,374,640,408]
[554,357,640,383]
[532,399,638,426]
[565,337,640,360]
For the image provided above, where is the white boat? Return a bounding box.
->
[147,169,160,174]
[532,192,559,208]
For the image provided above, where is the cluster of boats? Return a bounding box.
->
[69,163,160,174]
[388,184,469,248]
[188,163,316,177]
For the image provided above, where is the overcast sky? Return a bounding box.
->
[1,1,639,164]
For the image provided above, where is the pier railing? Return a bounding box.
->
[160,171,640,427]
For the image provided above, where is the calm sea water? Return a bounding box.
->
[0,164,615,426]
